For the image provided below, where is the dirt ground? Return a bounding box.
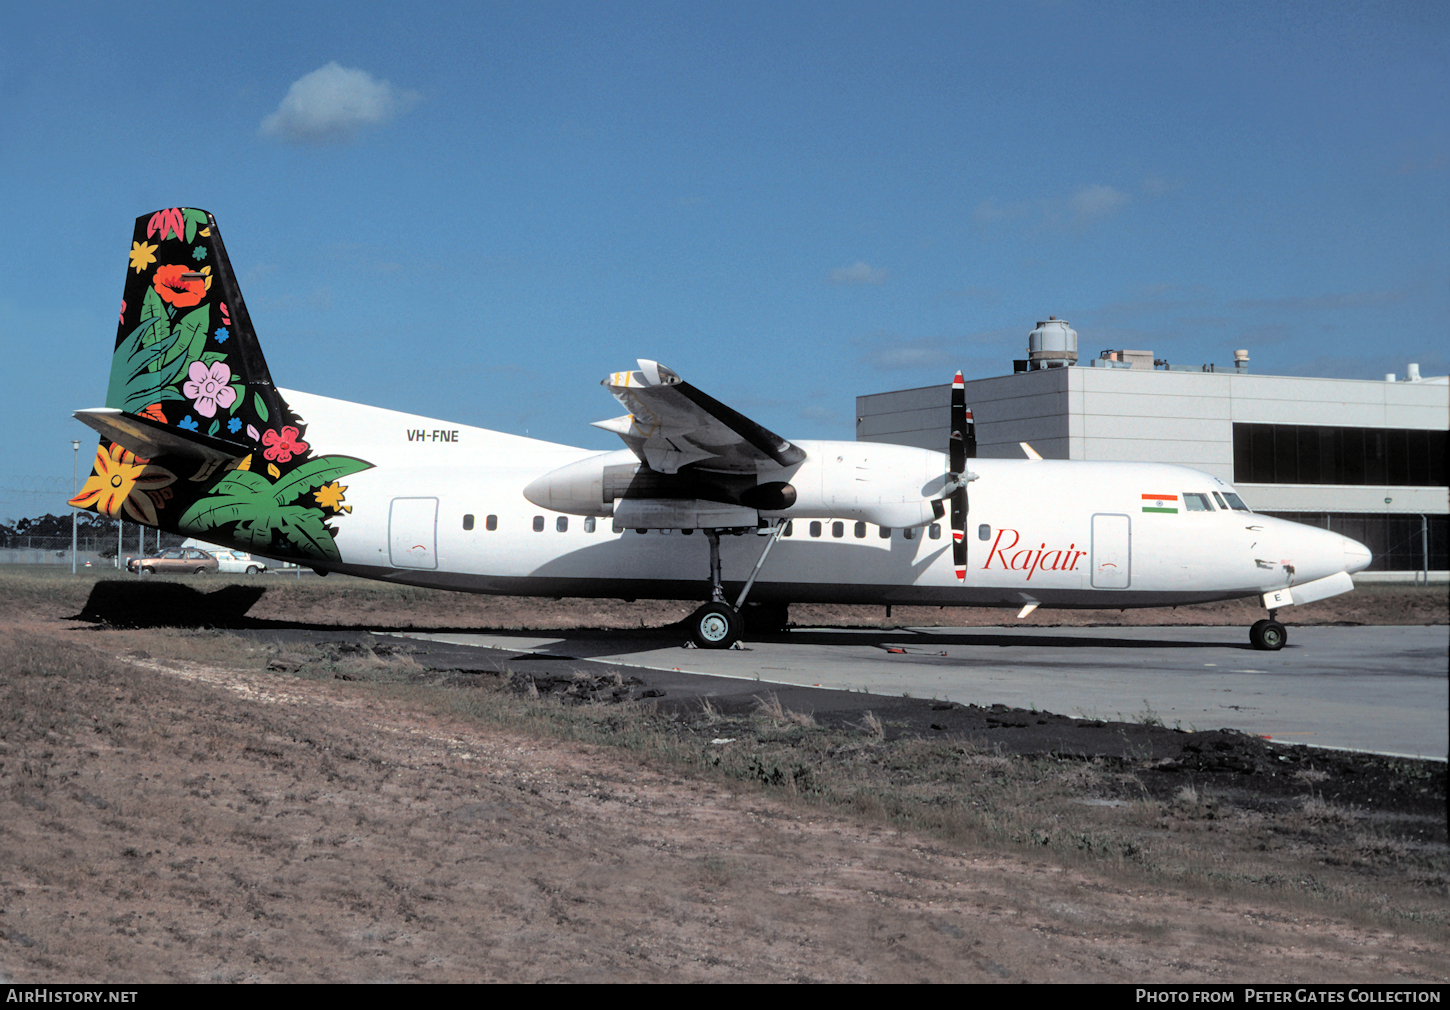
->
[0,575,1445,983]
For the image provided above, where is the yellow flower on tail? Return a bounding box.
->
[314,481,351,513]
[70,443,177,526]
[129,241,158,274]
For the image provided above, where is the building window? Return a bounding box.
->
[1260,512,1447,573]
[462,514,474,531]
[1234,423,1448,487]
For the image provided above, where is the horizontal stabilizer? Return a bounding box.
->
[74,407,249,463]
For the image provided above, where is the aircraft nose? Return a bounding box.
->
[1342,535,1372,574]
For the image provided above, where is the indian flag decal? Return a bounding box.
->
[1142,493,1178,514]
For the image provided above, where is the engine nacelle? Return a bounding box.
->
[522,440,953,529]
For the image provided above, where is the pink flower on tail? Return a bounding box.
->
[183,361,237,418]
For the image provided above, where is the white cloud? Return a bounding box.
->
[828,261,887,286]
[260,62,419,145]
[1070,184,1129,221]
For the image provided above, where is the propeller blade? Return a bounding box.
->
[949,371,966,475]
[951,485,967,581]
[949,370,969,581]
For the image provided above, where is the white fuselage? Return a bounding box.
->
[275,390,1370,608]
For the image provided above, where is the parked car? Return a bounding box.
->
[208,549,268,575]
[127,548,219,575]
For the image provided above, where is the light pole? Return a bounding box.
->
[71,439,80,574]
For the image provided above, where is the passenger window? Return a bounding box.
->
[809,521,822,538]
[784,521,794,537]
[584,517,596,533]
[879,526,891,539]
[831,521,844,538]
[486,514,497,531]
[463,514,474,531]
[854,522,866,538]
[928,524,941,540]
[978,524,991,541]
[1183,493,1212,512]
[532,516,544,532]
[903,527,915,540]
[556,516,568,532]
[636,528,647,534]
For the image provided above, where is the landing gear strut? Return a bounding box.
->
[1249,609,1287,651]
[686,524,789,649]
[688,529,740,649]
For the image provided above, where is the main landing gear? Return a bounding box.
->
[1249,610,1287,651]
[686,525,789,649]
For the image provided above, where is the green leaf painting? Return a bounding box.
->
[106,317,186,412]
[157,305,210,374]
[177,456,372,561]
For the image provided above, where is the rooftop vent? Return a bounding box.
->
[1026,317,1077,369]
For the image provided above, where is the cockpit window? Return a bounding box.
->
[1211,492,1228,510]
[1222,492,1251,512]
[1182,493,1213,512]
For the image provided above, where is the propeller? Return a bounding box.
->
[947,371,975,582]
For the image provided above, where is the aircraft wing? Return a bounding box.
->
[593,360,807,474]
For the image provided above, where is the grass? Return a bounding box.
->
[3,571,1447,946]
[279,659,1448,941]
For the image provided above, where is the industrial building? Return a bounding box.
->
[856,319,1448,577]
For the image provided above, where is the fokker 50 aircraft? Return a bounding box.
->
[72,209,1372,651]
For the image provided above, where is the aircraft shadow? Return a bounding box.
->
[68,581,1266,652]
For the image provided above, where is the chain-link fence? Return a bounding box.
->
[0,531,188,566]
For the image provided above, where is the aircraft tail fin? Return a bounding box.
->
[71,210,371,563]
[96,208,293,451]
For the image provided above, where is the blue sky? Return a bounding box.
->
[2,1,1446,522]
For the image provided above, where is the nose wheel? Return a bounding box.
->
[1249,618,1287,651]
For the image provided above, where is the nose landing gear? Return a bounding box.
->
[1249,610,1288,651]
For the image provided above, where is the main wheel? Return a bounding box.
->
[195,566,208,575]
[140,567,154,576]
[691,603,739,649]
[1249,619,1287,651]
[246,565,261,575]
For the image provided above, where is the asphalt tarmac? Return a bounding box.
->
[389,624,1449,760]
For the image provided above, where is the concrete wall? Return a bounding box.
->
[857,367,1450,519]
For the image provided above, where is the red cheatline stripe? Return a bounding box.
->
[1142,494,1177,500]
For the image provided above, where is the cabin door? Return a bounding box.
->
[389,497,439,569]
[1090,513,1131,589]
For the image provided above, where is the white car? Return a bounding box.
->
[208,549,268,575]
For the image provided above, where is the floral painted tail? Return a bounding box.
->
[72,209,371,563]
